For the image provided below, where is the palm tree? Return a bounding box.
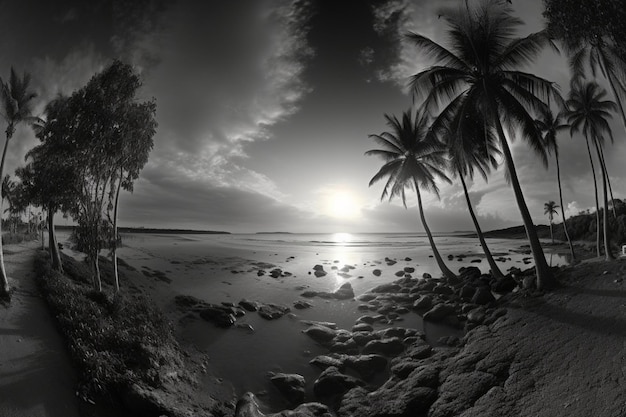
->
[366,109,457,280]
[544,201,560,244]
[535,106,576,260]
[0,68,38,299]
[444,105,505,279]
[407,0,560,289]
[566,81,617,260]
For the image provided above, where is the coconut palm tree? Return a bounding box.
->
[535,106,576,260]
[407,0,561,289]
[544,201,560,244]
[0,68,38,299]
[566,81,617,260]
[443,104,505,279]
[366,109,456,280]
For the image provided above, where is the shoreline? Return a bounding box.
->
[9,232,620,417]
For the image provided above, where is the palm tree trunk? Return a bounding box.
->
[47,206,63,272]
[597,145,617,219]
[493,117,555,289]
[414,179,456,280]
[458,170,504,279]
[584,136,601,257]
[594,140,614,260]
[555,151,576,262]
[112,171,123,292]
[0,132,12,298]
[549,220,554,244]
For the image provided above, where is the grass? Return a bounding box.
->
[34,251,183,406]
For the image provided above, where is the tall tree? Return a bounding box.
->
[366,109,457,281]
[68,61,156,292]
[0,68,38,299]
[22,96,81,272]
[407,0,561,289]
[566,81,617,260]
[544,0,626,131]
[534,106,576,260]
[544,201,560,244]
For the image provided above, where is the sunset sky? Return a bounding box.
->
[1,0,624,233]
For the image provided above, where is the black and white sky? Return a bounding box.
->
[1,0,624,233]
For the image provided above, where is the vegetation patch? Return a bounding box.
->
[34,251,183,408]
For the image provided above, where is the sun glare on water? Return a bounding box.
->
[332,232,353,243]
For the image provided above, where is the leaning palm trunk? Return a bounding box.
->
[554,150,576,262]
[584,136,601,257]
[549,220,554,244]
[47,206,63,272]
[493,117,555,289]
[0,132,12,298]
[458,171,504,279]
[414,180,456,280]
[594,140,614,260]
[597,145,617,219]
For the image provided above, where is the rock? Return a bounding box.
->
[422,272,432,279]
[199,304,237,327]
[121,383,176,417]
[403,266,415,273]
[470,259,482,263]
[471,287,496,305]
[362,337,405,356]
[333,283,355,300]
[314,270,327,277]
[459,284,476,301]
[235,392,333,417]
[313,264,325,271]
[301,320,338,329]
[352,323,373,332]
[372,269,382,276]
[492,275,516,293]
[423,303,456,322]
[467,306,486,324]
[428,371,499,417]
[370,283,402,293]
[338,365,439,417]
[174,294,205,309]
[344,354,387,378]
[522,275,536,290]
[270,373,305,404]
[412,295,433,310]
[434,284,454,295]
[313,366,365,398]
[310,355,345,370]
[458,266,482,281]
[258,303,290,320]
[294,300,313,309]
[356,315,377,324]
[239,299,259,312]
[303,325,337,344]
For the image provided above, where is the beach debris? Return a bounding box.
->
[269,372,306,405]
[258,303,291,320]
[313,366,365,398]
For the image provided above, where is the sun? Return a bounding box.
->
[326,191,360,219]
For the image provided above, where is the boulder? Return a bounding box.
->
[344,354,387,378]
[313,366,365,398]
[471,287,496,305]
[199,304,236,327]
[270,373,305,405]
[370,283,401,293]
[310,355,345,370]
[258,303,290,320]
[303,325,337,344]
[235,392,333,417]
[428,371,499,417]
[492,275,516,293]
[362,337,405,356]
[352,323,373,332]
[294,300,313,309]
[238,299,259,312]
[412,295,433,311]
[422,303,456,322]
[333,283,355,300]
[467,307,486,324]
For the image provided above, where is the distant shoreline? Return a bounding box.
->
[55,225,231,235]
[460,225,551,240]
